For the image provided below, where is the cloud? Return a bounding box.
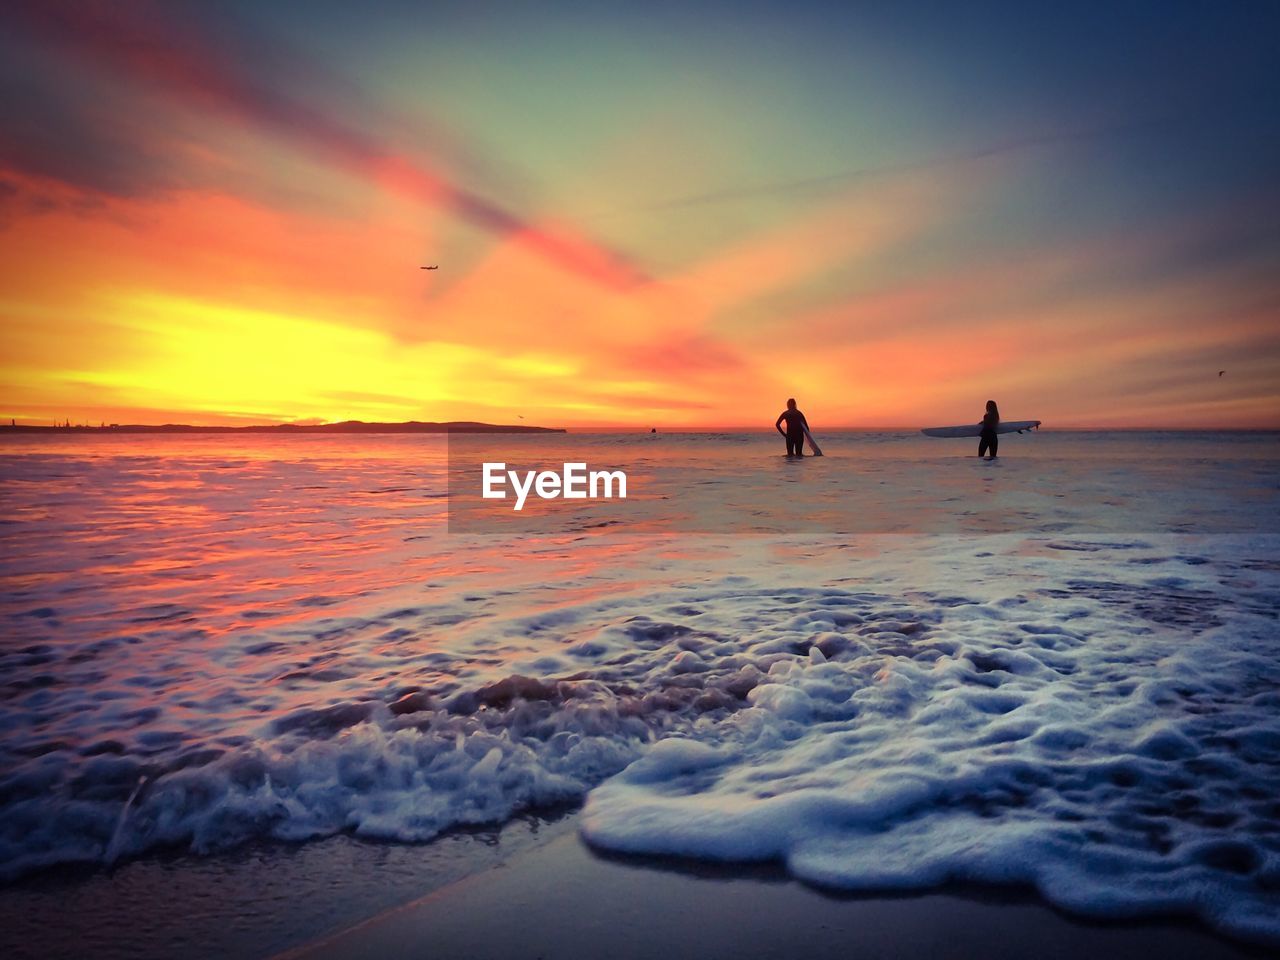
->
[601,116,1169,216]
[320,389,425,408]
[3,1,649,289]
[0,48,179,201]
[621,333,747,377]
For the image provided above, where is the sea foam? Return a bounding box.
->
[1,437,1277,946]
[579,541,1280,946]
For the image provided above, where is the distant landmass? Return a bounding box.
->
[0,420,565,434]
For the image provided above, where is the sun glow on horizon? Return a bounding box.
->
[1,3,1277,430]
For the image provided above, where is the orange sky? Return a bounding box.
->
[1,2,1277,429]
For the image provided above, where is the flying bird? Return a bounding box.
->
[1219,370,1225,377]
[420,265,438,270]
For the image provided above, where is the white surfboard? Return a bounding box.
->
[803,426,823,456]
[921,420,1041,438]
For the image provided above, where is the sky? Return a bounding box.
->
[0,0,1277,429]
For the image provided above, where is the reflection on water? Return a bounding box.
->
[0,432,1278,946]
[448,430,1280,533]
[1,430,1276,758]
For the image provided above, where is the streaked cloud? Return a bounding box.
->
[0,1,1277,427]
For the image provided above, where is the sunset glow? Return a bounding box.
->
[1,1,1277,428]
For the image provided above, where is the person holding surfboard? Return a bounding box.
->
[978,400,1000,459]
[775,398,810,457]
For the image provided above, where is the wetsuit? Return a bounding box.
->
[777,408,809,457]
[978,412,999,458]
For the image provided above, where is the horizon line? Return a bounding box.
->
[4,419,1279,433]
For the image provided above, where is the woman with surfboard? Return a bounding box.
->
[775,398,821,457]
[920,405,1039,450]
[978,399,999,459]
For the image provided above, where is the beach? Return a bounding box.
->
[6,1,1279,954]
[2,810,1267,960]
[1,431,1278,956]
[284,820,1268,960]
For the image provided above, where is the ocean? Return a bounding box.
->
[1,430,1278,952]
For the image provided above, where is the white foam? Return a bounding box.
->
[575,536,1280,947]
[2,511,1277,945]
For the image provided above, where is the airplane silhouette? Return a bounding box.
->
[420,265,438,270]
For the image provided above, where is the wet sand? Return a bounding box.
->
[280,820,1268,960]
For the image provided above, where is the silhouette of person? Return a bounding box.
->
[978,400,1000,458]
[775,398,809,457]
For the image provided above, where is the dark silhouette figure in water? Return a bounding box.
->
[978,400,1000,459]
[775,398,809,457]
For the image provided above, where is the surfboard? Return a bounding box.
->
[803,426,823,456]
[921,420,1041,438]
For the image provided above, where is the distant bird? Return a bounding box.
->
[1218,370,1225,377]
[517,415,524,419]
[420,265,438,270]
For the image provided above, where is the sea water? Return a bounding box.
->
[0,431,1277,946]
